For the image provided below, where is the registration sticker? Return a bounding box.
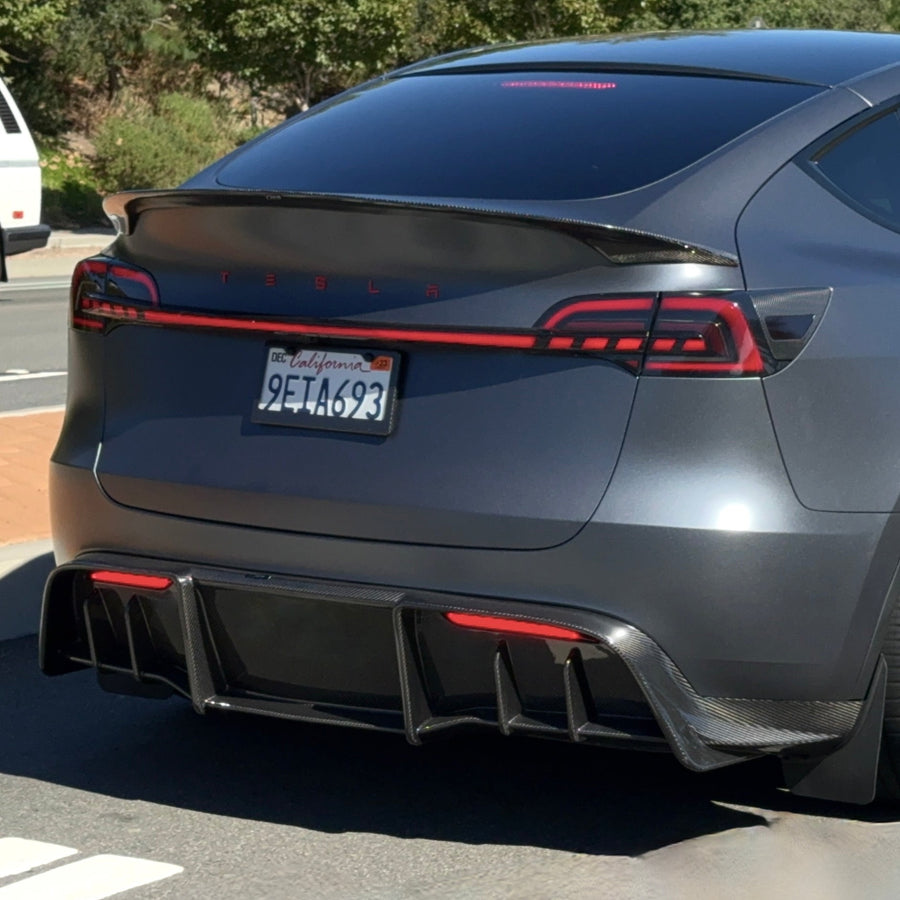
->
[251,345,400,435]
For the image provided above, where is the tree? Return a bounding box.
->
[64,0,194,104]
[0,0,72,68]
[179,0,415,114]
[406,0,621,61]
[625,0,889,31]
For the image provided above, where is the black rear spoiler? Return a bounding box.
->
[103,189,738,268]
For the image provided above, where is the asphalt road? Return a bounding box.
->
[3,631,900,900]
[0,279,68,412]
[0,273,899,899]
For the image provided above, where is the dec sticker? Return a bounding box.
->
[370,356,393,372]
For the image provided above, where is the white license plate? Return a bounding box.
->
[251,345,400,435]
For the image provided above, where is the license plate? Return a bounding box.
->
[251,345,400,435]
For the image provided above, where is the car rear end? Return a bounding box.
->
[41,58,896,802]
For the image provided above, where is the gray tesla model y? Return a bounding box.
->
[41,30,900,803]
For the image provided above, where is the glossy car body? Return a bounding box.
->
[41,30,900,803]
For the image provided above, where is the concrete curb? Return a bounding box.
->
[5,229,115,280]
[46,229,115,251]
[0,539,53,641]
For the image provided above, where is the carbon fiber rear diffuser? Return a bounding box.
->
[41,554,864,776]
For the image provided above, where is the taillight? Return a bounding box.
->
[644,294,766,376]
[536,295,656,370]
[71,257,159,332]
[69,269,826,376]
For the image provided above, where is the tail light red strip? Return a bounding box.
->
[90,571,172,590]
[445,611,594,642]
[72,258,773,376]
[75,294,657,359]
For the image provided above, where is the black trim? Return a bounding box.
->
[0,91,21,133]
[2,223,50,256]
[399,61,826,87]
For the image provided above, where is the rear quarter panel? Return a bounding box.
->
[737,160,900,514]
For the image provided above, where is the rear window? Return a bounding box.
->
[811,106,900,232]
[217,72,821,200]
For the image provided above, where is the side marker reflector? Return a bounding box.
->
[445,611,593,642]
[90,571,173,591]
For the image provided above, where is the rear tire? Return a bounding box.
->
[877,594,900,801]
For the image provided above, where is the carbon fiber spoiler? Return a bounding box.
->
[103,189,738,268]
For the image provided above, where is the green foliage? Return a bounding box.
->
[626,0,890,31]
[0,0,72,68]
[39,144,105,227]
[180,0,416,112]
[92,93,241,192]
[64,0,196,102]
[3,0,198,138]
[407,0,620,59]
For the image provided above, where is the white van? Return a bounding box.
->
[0,76,49,279]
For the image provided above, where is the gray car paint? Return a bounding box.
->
[47,34,900,740]
[738,159,900,513]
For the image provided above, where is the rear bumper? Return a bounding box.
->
[41,552,864,772]
[2,223,50,256]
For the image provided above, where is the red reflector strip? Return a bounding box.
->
[651,338,676,352]
[682,338,707,352]
[548,336,575,349]
[90,571,173,590]
[615,337,644,351]
[445,611,592,642]
[580,336,609,350]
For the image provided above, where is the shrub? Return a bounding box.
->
[92,92,242,192]
[39,145,106,227]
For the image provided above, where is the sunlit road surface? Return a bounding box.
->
[0,635,895,899]
[0,280,68,412]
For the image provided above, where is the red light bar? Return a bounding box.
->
[90,571,172,591]
[501,80,616,91]
[445,611,592,642]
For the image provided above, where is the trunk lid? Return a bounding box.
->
[92,195,728,549]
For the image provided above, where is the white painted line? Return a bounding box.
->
[0,404,65,419]
[0,854,182,899]
[0,838,76,879]
[0,371,66,383]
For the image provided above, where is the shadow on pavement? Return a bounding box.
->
[0,552,52,641]
[0,634,891,857]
